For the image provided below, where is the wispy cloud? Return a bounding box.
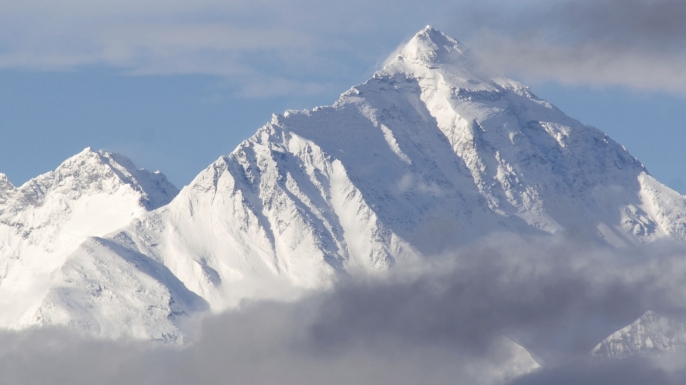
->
[0,0,460,96]
[0,0,684,95]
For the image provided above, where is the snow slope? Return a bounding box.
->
[0,148,199,341]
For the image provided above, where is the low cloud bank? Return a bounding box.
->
[4,233,686,384]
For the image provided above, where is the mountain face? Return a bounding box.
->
[82,26,686,314]
[0,149,198,341]
[2,26,686,352]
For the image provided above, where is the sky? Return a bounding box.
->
[0,0,684,192]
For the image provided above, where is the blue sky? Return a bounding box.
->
[1,0,684,192]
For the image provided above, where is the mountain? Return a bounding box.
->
[3,26,686,352]
[77,26,686,314]
[591,311,686,358]
[0,148,200,341]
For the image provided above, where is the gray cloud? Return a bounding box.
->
[509,357,686,385]
[466,0,686,92]
[307,234,686,365]
[552,0,686,50]
[3,233,686,384]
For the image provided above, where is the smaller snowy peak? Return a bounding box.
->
[0,148,179,332]
[591,311,686,358]
[0,147,178,259]
[14,148,178,211]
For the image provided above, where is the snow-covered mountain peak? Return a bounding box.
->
[381,26,504,91]
[0,147,179,253]
[21,147,178,211]
[398,26,469,64]
[0,148,180,332]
